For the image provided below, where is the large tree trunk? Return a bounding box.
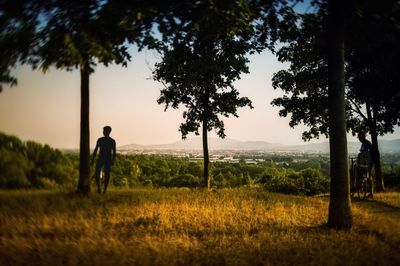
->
[327,0,352,229]
[77,65,91,194]
[202,118,211,190]
[366,104,384,192]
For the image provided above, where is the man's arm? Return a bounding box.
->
[112,139,116,165]
[91,140,99,165]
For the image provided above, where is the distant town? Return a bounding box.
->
[117,147,400,165]
[118,148,327,163]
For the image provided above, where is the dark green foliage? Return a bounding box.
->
[266,173,303,195]
[3,133,399,194]
[270,7,352,141]
[257,166,329,195]
[300,168,329,195]
[271,0,400,194]
[0,0,42,91]
[111,155,141,187]
[104,154,330,195]
[0,132,77,189]
[271,1,400,140]
[0,149,32,188]
[35,0,145,73]
[109,155,203,188]
[154,0,254,139]
[168,174,200,188]
[382,173,400,191]
[380,161,400,191]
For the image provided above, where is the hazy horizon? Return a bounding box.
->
[1,47,400,149]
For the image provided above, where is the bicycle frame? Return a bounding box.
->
[349,156,372,200]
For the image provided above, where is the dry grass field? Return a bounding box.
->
[0,188,399,265]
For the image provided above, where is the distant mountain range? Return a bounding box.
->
[119,137,400,154]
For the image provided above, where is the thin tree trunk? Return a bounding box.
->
[366,104,384,192]
[327,0,352,229]
[202,118,210,190]
[77,64,91,194]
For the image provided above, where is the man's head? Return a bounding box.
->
[103,126,112,137]
[358,131,366,142]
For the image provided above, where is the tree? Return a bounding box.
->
[153,0,254,189]
[30,1,153,194]
[270,0,353,228]
[271,0,400,192]
[326,0,352,229]
[345,0,400,191]
[1,1,159,193]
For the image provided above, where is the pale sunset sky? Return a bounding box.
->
[1,46,399,149]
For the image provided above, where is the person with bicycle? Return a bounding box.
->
[357,132,375,198]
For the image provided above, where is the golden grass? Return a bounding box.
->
[0,188,399,265]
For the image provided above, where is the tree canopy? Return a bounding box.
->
[270,0,400,192]
[271,0,400,141]
[0,0,42,91]
[153,0,259,188]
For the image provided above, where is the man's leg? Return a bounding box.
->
[94,161,103,193]
[103,163,111,194]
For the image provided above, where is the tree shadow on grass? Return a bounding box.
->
[0,190,147,218]
[297,223,340,234]
[354,198,400,214]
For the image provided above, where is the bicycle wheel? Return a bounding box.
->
[357,178,367,200]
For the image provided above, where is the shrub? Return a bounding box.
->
[263,168,329,196]
[142,179,153,188]
[383,173,400,191]
[38,177,59,189]
[300,168,329,195]
[266,176,303,195]
[168,174,200,188]
[113,177,129,187]
[0,149,32,188]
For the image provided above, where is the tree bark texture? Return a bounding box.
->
[327,0,352,229]
[366,104,384,192]
[77,65,91,194]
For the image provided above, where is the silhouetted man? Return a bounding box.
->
[92,126,116,193]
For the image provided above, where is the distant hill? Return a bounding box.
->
[120,138,282,151]
[119,137,400,153]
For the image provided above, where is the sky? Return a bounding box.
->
[1,47,399,149]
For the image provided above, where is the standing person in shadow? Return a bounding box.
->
[92,126,116,194]
[357,131,375,198]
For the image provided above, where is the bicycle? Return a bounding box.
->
[349,154,372,200]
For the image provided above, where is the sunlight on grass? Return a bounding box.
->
[0,188,399,265]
